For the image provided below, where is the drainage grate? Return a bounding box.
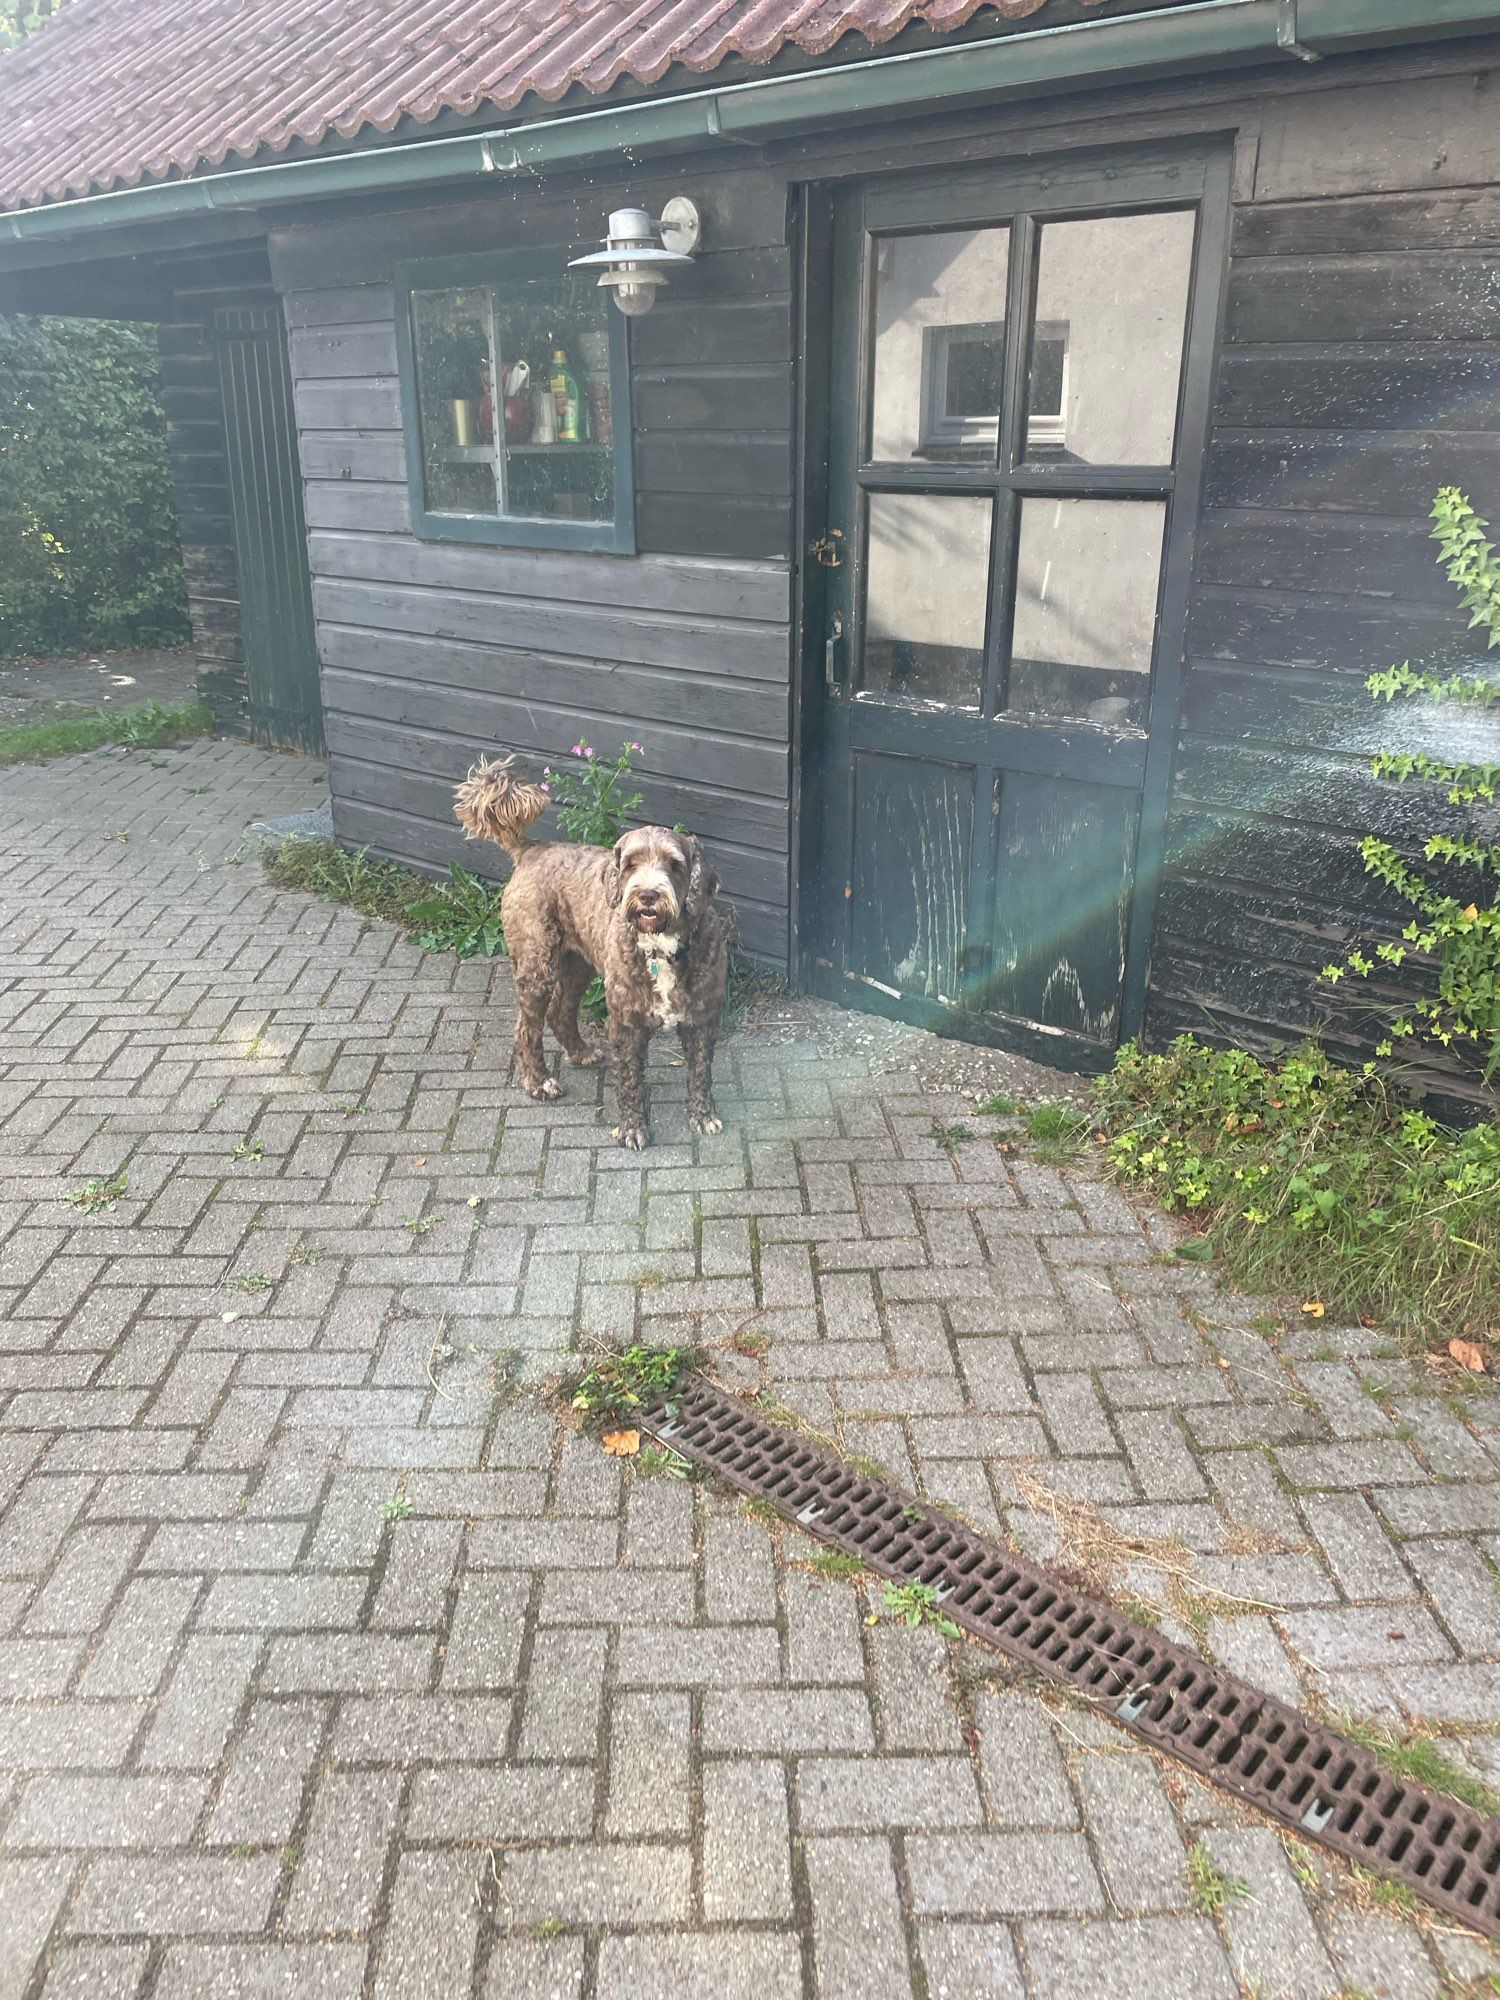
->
[644,1372,1500,1939]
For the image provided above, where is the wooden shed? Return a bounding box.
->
[3,0,1497,1078]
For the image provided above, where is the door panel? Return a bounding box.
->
[213,305,325,755]
[851,754,973,1005]
[984,773,1137,1042]
[803,148,1229,1067]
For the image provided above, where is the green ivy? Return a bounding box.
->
[0,313,189,661]
[1324,489,1500,1081]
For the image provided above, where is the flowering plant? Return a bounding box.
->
[543,738,645,848]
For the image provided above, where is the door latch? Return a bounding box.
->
[810,530,844,568]
[825,612,844,696]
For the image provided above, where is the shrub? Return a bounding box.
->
[1096,1035,1500,1343]
[544,738,644,848]
[1325,488,1500,1081]
[0,314,188,660]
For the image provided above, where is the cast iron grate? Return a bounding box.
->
[643,1372,1500,1939]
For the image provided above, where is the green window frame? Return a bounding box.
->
[394,246,636,554]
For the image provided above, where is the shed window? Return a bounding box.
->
[397,253,634,552]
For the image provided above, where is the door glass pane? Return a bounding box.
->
[870,227,1009,462]
[1024,209,1196,465]
[1009,497,1165,728]
[863,492,991,708]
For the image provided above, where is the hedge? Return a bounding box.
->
[0,313,190,661]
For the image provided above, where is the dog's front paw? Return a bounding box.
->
[612,1124,648,1151]
[566,1047,603,1068]
[689,1112,724,1136]
[527,1077,562,1101]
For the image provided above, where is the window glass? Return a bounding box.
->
[1024,209,1195,465]
[410,273,616,526]
[1008,498,1166,729]
[870,227,1009,462]
[863,492,991,709]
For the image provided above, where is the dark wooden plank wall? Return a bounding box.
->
[1151,56,1500,1091]
[155,242,278,735]
[269,167,795,960]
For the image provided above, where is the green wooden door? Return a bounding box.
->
[212,305,324,754]
[803,149,1229,1068]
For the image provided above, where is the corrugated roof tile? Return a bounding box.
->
[0,0,1110,212]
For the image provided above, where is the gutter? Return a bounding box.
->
[3,0,1498,246]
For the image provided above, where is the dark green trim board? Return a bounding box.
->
[4,0,1498,253]
[392,246,635,555]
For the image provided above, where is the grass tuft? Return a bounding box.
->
[1339,1715,1500,1818]
[799,1549,864,1582]
[261,837,428,928]
[1097,1035,1500,1347]
[1185,1841,1249,1918]
[566,1345,693,1434]
[0,698,213,768]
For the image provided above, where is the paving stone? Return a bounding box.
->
[373,1849,479,2000]
[603,1689,691,1837]
[702,1759,793,1919]
[1206,1827,1338,1999]
[1324,1910,1442,2000]
[67,1856,279,1936]
[906,1833,1104,1916]
[483,1935,586,2000]
[283,1770,401,1935]
[916,1923,1025,2000]
[595,1934,802,2000]
[4,1775,208,1852]
[155,1944,366,2000]
[799,1754,983,1831]
[806,1834,912,2000]
[517,1626,609,1759]
[206,1700,324,1844]
[39,1944,150,2000]
[1279,1604,1454,1671]
[974,1692,1079,1828]
[1076,1753,1189,1912]
[870,1625,964,1751]
[0,1857,76,2000]
[1023,1915,1237,2000]
[490,1844,692,1924]
[408,1764,594,1840]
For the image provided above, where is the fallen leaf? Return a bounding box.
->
[1462,903,1480,921]
[467,1196,482,1209]
[601,1429,640,1456]
[1449,1337,1487,1374]
[413,1157,426,1167]
[1360,1317,1377,1328]
[1387,1630,1406,1642]
[1301,1300,1326,1318]
[220,1310,240,1324]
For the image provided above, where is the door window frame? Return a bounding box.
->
[794,142,1234,1063]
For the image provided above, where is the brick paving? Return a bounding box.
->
[1,737,1497,1998]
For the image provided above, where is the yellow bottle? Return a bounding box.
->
[550,345,582,443]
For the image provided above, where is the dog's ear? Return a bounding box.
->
[682,835,718,931]
[604,834,626,910]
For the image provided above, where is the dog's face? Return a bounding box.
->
[611,827,693,936]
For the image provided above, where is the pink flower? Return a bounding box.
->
[542,767,551,778]
[584,747,595,759]
[539,782,550,793]
[630,742,644,754]
[570,744,583,757]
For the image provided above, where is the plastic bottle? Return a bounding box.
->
[550,344,582,443]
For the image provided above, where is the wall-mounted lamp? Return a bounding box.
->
[568,198,701,317]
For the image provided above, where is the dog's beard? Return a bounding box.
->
[624,866,681,937]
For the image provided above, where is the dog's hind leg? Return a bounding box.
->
[679,1023,723,1135]
[547,952,602,1068]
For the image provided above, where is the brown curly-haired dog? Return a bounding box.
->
[454,755,729,1150]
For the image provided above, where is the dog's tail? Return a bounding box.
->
[453,754,548,858]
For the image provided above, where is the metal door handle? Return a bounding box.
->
[825,613,844,695]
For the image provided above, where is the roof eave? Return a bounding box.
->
[3,0,1497,249]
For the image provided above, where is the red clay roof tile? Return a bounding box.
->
[0,0,1110,211]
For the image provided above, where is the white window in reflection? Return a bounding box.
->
[870,227,1009,462]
